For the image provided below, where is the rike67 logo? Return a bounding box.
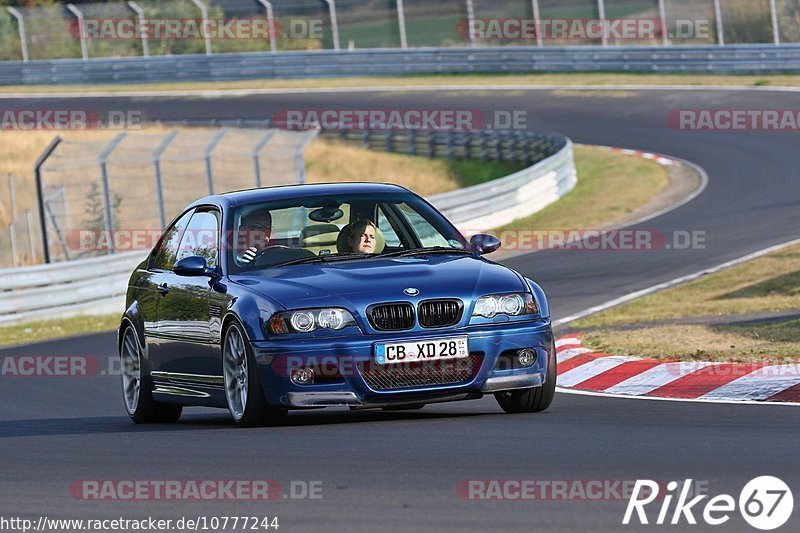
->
[624,477,793,530]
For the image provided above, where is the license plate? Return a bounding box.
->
[375,336,469,365]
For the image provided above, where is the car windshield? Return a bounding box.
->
[227,192,470,272]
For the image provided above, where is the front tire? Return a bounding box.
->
[120,325,182,423]
[223,321,287,428]
[494,341,557,414]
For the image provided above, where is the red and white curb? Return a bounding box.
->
[555,337,800,403]
[593,145,680,167]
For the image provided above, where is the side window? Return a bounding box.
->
[397,203,450,247]
[177,210,220,266]
[377,206,402,247]
[150,210,194,271]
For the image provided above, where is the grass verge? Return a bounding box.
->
[498,145,670,233]
[0,314,120,349]
[573,244,800,363]
[3,73,800,94]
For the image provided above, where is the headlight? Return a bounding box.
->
[472,293,538,318]
[268,308,357,335]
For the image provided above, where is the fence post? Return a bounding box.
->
[713,0,724,45]
[190,0,213,55]
[8,174,17,219]
[257,0,278,53]
[531,0,543,47]
[597,0,608,47]
[8,224,17,268]
[770,0,780,44]
[465,0,476,47]
[294,129,319,184]
[6,7,29,62]
[126,1,149,57]
[322,0,341,51]
[98,133,127,256]
[658,0,669,46]
[34,136,62,264]
[252,130,276,188]
[204,129,228,195]
[153,130,178,229]
[396,0,408,48]
[26,210,36,262]
[66,4,89,60]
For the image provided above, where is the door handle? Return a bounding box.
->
[156,283,169,296]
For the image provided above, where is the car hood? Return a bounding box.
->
[230,254,527,310]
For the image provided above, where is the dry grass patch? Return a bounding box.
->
[576,244,800,328]
[574,244,800,363]
[582,322,800,364]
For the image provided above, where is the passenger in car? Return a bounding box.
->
[347,219,378,254]
[238,210,272,264]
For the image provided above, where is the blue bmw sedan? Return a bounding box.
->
[119,183,556,426]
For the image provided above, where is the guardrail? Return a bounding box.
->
[0,251,145,325]
[1,44,800,86]
[0,127,575,325]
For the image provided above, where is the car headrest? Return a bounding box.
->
[300,224,341,246]
[337,223,386,255]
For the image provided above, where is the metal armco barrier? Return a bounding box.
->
[1,44,800,86]
[0,127,576,325]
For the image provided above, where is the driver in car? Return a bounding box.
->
[348,219,378,254]
[238,210,272,264]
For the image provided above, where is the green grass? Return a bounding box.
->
[447,159,528,188]
[0,314,120,349]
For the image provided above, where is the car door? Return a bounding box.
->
[144,209,194,361]
[155,208,223,377]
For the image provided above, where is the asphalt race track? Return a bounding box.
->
[1,88,799,532]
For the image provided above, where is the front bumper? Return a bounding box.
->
[250,319,553,408]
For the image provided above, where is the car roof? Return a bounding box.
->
[187,182,413,211]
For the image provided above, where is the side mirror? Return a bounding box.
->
[470,234,501,255]
[173,256,212,277]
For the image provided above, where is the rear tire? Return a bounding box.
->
[494,341,557,414]
[223,321,287,428]
[120,324,183,424]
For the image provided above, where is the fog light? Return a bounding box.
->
[291,367,315,385]
[517,349,536,367]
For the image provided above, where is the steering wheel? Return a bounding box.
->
[251,245,291,260]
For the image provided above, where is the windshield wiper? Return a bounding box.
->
[380,246,474,259]
[272,253,370,267]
